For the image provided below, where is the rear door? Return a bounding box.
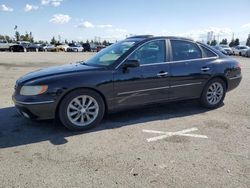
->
[169,39,217,100]
[113,39,170,108]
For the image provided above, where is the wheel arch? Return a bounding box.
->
[204,75,228,91]
[55,87,108,119]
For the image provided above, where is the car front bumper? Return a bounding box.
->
[12,96,56,120]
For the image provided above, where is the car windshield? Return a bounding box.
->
[84,41,136,66]
[220,45,229,48]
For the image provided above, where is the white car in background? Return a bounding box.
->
[43,44,55,52]
[232,45,249,56]
[219,45,233,55]
[242,48,250,57]
[67,43,84,52]
[55,44,69,52]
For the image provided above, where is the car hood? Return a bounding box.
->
[17,63,101,84]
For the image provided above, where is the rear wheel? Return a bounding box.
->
[58,89,105,131]
[200,78,226,109]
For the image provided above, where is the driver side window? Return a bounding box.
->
[128,40,166,65]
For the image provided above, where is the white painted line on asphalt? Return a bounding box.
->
[143,127,208,142]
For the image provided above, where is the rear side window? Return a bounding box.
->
[200,46,217,57]
[171,40,202,61]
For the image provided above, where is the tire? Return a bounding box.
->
[58,89,105,131]
[200,78,226,109]
[239,52,241,56]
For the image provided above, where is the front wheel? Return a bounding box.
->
[58,89,105,131]
[200,78,226,109]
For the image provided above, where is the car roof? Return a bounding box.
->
[126,35,194,42]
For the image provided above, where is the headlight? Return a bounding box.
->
[20,85,48,96]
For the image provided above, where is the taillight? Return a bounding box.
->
[237,63,241,70]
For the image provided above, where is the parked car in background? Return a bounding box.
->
[67,43,84,52]
[211,46,227,55]
[240,47,250,57]
[219,45,233,55]
[13,35,242,131]
[0,40,16,51]
[55,43,69,52]
[232,45,249,56]
[26,43,44,52]
[43,44,56,52]
[9,41,30,52]
[243,48,250,57]
[90,43,97,52]
[96,45,106,52]
[82,43,91,52]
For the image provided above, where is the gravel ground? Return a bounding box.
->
[0,52,249,188]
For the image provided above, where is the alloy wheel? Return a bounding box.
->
[206,82,224,105]
[67,95,99,127]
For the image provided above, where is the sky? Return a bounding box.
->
[0,0,250,43]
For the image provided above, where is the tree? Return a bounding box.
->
[246,34,250,47]
[86,40,89,44]
[210,39,217,46]
[64,39,68,44]
[229,39,235,47]
[15,31,20,41]
[220,38,227,45]
[102,40,108,46]
[23,32,30,41]
[50,36,57,45]
[234,38,240,46]
[207,41,211,45]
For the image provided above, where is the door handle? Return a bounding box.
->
[157,72,168,77]
[201,67,210,71]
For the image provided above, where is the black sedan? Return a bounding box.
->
[13,35,242,130]
[10,42,43,52]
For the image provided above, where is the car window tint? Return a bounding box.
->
[200,46,217,57]
[128,40,165,65]
[85,41,136,66]
[171,40,202,61]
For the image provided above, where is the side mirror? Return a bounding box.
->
[123,59,140,69]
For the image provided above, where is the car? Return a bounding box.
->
[55,43,69,52]
[96,45,106,52]
[219,45,233,55]
[211,45,228,55]
[13,35,242,131]
[26,43,44,52]
[232,45,249,56]
[82,43,91,52]
[43,44,56,52]
[244,48,250,57]
[0,40,16,51]
[67,43,84,52]
[241,47,250,57]
[9,41,30,52]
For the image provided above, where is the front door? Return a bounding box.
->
[113,40,170,108]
